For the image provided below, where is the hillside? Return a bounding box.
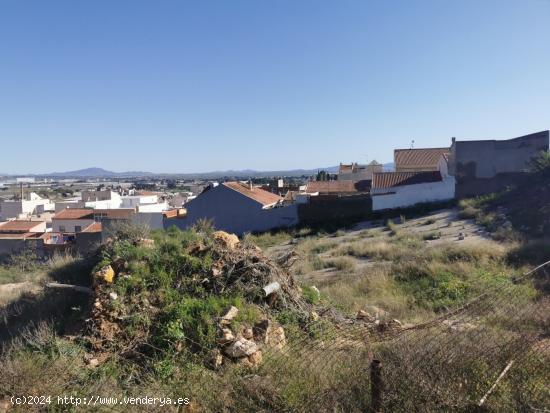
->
[0,204,548,411]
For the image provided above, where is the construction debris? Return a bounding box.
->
[86,229,303,361]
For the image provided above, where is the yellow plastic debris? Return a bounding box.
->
[97,265,115,283]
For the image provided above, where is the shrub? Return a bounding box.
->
[323,257,357,272]
[301,285,321,304]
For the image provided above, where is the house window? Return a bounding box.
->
[59,225,66,232]
[75,225,82,232]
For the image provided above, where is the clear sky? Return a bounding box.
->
[0,0,549,174]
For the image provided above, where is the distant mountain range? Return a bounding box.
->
[6,163,394,179]
[48,167,154,178]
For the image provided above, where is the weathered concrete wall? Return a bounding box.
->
[449,131,549,179]
[0,239,45,259]
[75,231,103,255]
[449,131,548,197]
[454,172,530,198]
[133,212,164,229]
[298,194,372,226]
[170,185,299,235]
[371,177,456,211]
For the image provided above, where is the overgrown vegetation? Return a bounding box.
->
[0,183,548,412]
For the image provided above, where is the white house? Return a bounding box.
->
[52,209,96,233]
[121,194,159,208]
[0,193,54,221]
[371,154,455,211]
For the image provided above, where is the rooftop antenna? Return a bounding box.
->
[410,139,415,149]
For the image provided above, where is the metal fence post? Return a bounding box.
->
[370,359,383,413]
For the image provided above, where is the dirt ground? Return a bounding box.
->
[267,208,491,286]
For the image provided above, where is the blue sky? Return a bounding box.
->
[0,0,549,174]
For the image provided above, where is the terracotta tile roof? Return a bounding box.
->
[305,180,370,194]
[93,209,135,219]
[372,171,442,189]
[0,232,37,239]
[223,182,282,207]
[54,209,94,220]
[0,220,44,233]
[394,148,449,170]
[82,222,102,233]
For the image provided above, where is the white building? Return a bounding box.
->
[0,193,54,221]
[371,155,455,211]
[338,161,383,181]
[121,194,158,208]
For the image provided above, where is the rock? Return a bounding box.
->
[209,348,224,369]
[87,358,99,367]
[111,256,127,274]
[356,310,375,322]
[253,319,286,349]
[242,327,254,340]
[363,305,389,320]
[253,319,271,343]
[0,398,11,413]
[109,292,118,300]
[224,338,258,358]
[235,356,253,367]
[217,328,235,345]
[268,326,286,350]
[95,265,115,284]
[248,350,263,367]
[220,306,239,323]
[213,231,240,249]
[375,319,402,333]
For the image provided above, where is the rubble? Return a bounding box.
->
[87,229,303,366]
[213,231,240,249]
[221,306,239,323]
[224,338,258,358]
[218,328,235,345]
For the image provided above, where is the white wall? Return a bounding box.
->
[121,195,158,208]
[84,199,123,209]
[52,219,95,233]
[136,202,168,212]
[372,177,456,211]
[0,198,55,220]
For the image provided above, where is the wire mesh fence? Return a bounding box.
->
[1,260,547,412]
[191,259,549,413]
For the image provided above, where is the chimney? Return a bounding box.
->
[249,180,253,190]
